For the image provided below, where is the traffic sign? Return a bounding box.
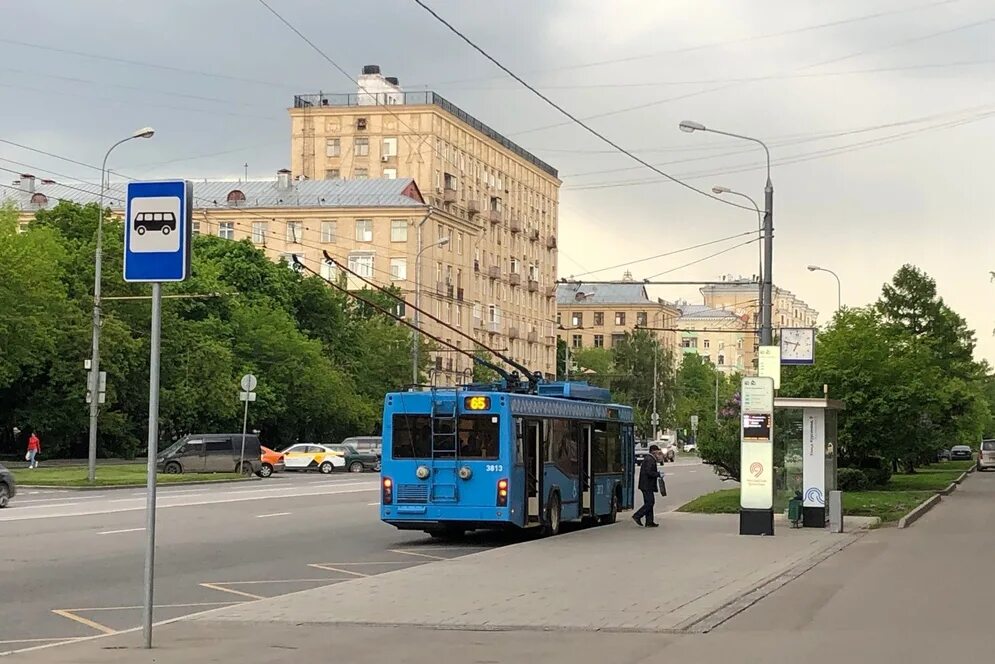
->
[239,391,257,402]
[240,373,258,392]
[123,180,192,283]
[690,415,699,430]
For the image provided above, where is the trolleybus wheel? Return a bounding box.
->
[541,493,562,537]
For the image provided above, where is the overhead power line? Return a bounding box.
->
[408,0,754,214]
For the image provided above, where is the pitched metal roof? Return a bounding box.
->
[678,304,743,320]
[556,282,650,305]
[1,177,425,211]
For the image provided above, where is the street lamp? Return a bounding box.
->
[712,185,763,302]
[87,127,155,483]
[807,265,842,313]
[412,235,450,384]
[680,120,772,345]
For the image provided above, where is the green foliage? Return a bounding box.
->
[472,350,501,384]
[610,329,676,438]
[836,467,870,491]
[0,202,413,459]
[571,347,612,388]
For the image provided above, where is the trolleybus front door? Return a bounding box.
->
[525,420,542,522]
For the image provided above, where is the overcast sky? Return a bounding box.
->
[2,0,993,363]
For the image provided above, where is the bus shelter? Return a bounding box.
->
[776,396,844,528]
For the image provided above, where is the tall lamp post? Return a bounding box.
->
[88,127,155,483]
[411,234,450,384]
[712,185,763,301]
[807,265,842,313]
[680,121,773,346]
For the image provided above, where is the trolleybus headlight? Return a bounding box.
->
[458,466,472,480]
[496,478,509,507]
[382,477,394,504]
[416,465,431,480]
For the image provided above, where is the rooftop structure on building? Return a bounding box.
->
[1,171,425,211]
[678,304,748,321]
[292,64,557,178]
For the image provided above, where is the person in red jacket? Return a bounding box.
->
[26,431,41,469]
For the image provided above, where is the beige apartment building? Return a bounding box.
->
[555,281,680,359]
[4,172,558,381]
[699,275,819,371]
[675,303,751,375]
[288,65,562,379]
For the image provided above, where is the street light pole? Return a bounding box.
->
[808,265,842,313]
[87,127,155,483]
[411,211,446,385]
[680,121,773,344]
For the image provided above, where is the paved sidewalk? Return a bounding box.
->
[5,510,876,662]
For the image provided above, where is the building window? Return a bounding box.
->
[717,354,725,366]
[383,168,397,179]
[219,222,234,240]
[444,172,457,190]
[681,337,698,349]
[615,312,626,326]
[390,257,407,281]
[192,220,201,235]
[251,221,267,244]
[226,189,245,206]
[571,312,582,327]
[571,334,582,348]
[455,303,463,328]
[325,168,340,179]
[594,312,604,326]
[325,138,340,157]
[456,231,463,255]
[280,253,302,271]
[321,221,337,243]
[355,137,369,156]
[594,334,604,348]
[320,258,337,282]
[286,220,302,243]
[510,257,520,274]
[347,253,374,278]
[354,167,368,179]
[355,219,373,242]
[382,137,397,157]
[390,219,408,242]
[611,333,625,347]
[636,311,647,327]
[703,339,710,349]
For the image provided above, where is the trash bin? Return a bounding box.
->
[787,492,803,528]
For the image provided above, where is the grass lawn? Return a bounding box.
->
[679,487,936,523]
[14,464,248,487]
[886,472,961,492]
[920,460,975,472]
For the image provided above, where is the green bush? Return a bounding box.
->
[837,467,870,491]
[857,456,892,486]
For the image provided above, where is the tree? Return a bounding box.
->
[610,330,675,438]
[571,347,613,388]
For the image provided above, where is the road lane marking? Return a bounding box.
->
[214,578,338,585]
[367,502,380,506]
[389,549,446,560]
[98,527,145,535]
[199,583,265,600]
[256,512,291,518]
[69,601,240,612]
[50,610,116,635]
[0,483,379,522]
[0,638,84,645]
[308,563,369,577]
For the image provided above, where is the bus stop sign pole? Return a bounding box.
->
[124,179,192,649]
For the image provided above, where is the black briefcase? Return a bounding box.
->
[658,477,667,497]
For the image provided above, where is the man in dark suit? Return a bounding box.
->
[632,444,664,527]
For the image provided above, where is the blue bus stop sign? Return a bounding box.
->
[123,180,192,282]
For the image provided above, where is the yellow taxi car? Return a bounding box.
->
[280,444,347,474]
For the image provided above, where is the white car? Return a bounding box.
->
[280,444,346,474]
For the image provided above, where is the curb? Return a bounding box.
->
[897,493,941,528]
[953,470,969,484]
[940,482,957,496]
[18,477,258,491]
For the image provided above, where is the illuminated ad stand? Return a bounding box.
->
[740,377,775,536]
[776,397,843,528]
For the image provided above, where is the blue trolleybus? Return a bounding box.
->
[379,381,635,537]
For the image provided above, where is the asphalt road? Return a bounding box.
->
[0,458,721,652]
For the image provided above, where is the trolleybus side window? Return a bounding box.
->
[548,418,579,476]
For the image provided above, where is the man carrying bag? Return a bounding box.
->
[632,444,665,528]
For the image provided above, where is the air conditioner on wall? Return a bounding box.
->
[381,156,390,163]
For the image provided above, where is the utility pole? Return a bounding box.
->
[714,371,720,423]
[652,343,659,439]
[761,177,774,345]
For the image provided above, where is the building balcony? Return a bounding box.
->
[546,235,557,249]
[509,273,521,286]
[443,187,457,203]
[510,218,523,233]
[456,287,464,301]
[488,209,502,224]
[486,320,501,333]
[528,330,538,343]
[545,285,557,297]
[528,280,539,292]
[435,281,446,295]
[473,259,480,272]
[488,265,501,280]
[509,326,520,339]
[529,228,540,242]
[468,200,482,216]
[472,315,482,329]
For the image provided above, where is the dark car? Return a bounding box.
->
[341,436,382,457]
[0,463,16,508]
[329,444,380,473]
[156,434,262,475]
[950,445,974,461]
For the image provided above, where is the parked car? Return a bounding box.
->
[280,444,346,474]
[157,434,262,475]
[658,441,677,463]
[937,448,952,461]
[978,440,995,471]
[258,446,286,478]
[341,436,382,458]
[0,463,16,508]
[634,442,651,465]
[950,445,974,461]
[683,441,698,453]
[329,443,380,473]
